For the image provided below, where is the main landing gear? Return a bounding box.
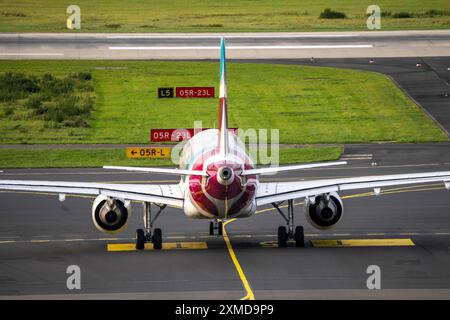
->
[136,202,167,250]
[272,200,305,248]
[209,219,223,236]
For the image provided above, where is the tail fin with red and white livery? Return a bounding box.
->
[217,37,229,157]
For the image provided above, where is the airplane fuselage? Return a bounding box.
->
[180,129,258,219]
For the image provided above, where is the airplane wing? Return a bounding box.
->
[242,161,347,176]
[103,166,207,176]
[256,171,450,206]
[0,180,184,208]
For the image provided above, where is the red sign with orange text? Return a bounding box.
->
[175,87,215,98]
[151,128,238,142]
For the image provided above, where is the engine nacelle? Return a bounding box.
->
[91,195,131,234]
[304,192,343,230]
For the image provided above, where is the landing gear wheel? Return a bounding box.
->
[294,226,305,247]
[136,228,145,250]
[209,221,214,235]
[218,221,223,236]
[153,228,162,250]
[277,226,288,248]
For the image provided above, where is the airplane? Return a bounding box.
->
[1,37,450,250]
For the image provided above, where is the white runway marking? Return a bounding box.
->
[107,35,360,39]
[1,230,450,246]
[341,153,373,160]
[0,53,64,56]
[109,45,373,50]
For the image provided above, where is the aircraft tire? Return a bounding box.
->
[218,221,223,236]
[153,228,163,250]
[294,226,305,247]
[136,229,145,250]
[277,226,288,247]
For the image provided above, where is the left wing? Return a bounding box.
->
[103,166,207,176]
[0,180,184,208]
[256,171,450,206]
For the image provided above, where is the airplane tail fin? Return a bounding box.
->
[217,37,229,156]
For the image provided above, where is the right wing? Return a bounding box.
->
[242,161,347,176]
[0,180,184,208]
[256,171,450,206]
[103,166,207,176]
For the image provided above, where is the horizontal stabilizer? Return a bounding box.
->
[103,166,207,176]
[242,161,347,176]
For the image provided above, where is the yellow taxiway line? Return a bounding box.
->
[0,181,446,301]
[107,242,207,251]
[311,238,415,247]
[223,182,444,300]
[222,219,255,301]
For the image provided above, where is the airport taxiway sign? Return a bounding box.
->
[126,147,171,159]
[151,128,238,142]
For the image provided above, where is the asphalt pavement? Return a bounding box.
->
[1,30,450,299]
[0,30,449,59]
[1,154,450,299]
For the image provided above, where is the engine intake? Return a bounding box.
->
[91,195,131,234]
[305,192,343,230]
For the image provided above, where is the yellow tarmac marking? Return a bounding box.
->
[311,238,415,247]
[260,241,278,248]
[107,242,207,251]
[0,180,445,301]
[222,219,255,301]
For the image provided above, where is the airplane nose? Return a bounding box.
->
[217,166,234,185]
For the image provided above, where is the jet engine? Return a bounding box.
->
[91,195,131,234]
[304,192,343,230]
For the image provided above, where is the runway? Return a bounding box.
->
[1,30,450,59]
[1,146,450,299]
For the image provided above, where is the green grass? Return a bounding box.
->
[0,72,95,128]
[0,0,449,32]
[0,146,342,168]
[0,60,447,145]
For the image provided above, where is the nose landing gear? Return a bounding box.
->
[209,219,223,236]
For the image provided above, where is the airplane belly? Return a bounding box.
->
[183,195,214,219]
[184,190,256,219]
